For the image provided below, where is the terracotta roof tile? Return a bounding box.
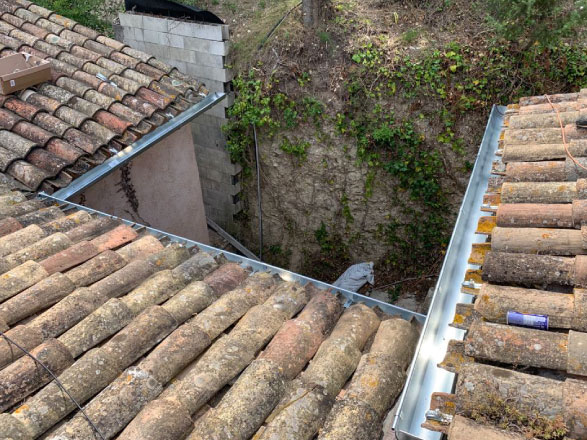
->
[428,88,587,437]
[9,28,37,47]
[48,13,76,30]
[21,89,63,113]
[59,29,88,46]
[3,15,25,30]
[0,189,420,439]
[56,51,88,69]
[110,50,140,68]
[0,109,23,130]
[25,148,68,174]
[0,130,37,156]
[32,38,61,56]
[28,4,51,18]
[0,0,208,191]
[61,126,103,154]
[0,21,16,35]
[34,18,64,36]
[3,97,42,120]
[12,120,54,145]
[7,160,51,189]
[72,23,100,40]
[33,112,70,136]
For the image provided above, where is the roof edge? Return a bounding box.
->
[38,191,425,323]
[52,92,226,200]
[393,104,506,440]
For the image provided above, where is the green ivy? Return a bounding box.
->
[280,137,310,161]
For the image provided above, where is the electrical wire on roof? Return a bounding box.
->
[0,331,106,440]
[545,93,587,171]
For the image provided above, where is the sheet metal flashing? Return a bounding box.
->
[39,192,426,323]
[52,92,226,200]
[392,105,505,440]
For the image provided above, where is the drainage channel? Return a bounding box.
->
[392,105,506,440]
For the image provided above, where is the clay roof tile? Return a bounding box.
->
[3,98,42,120]
[25,147,68,174]
[7,160,50,189]
[110,51,139,69]
[35,17,64,35]
[22,89,63,113]
[28,4,52,18]
[21,22,49,39]
[33,112,71,136]
[59,28,87,46]
[47,13,77,30]
[0,33,22,50]
[12,120,53,145]
[56,51,88,69]
[45,138,85,164]
[32,38,61,57]
[83,39,114,57]
[72,23,100,40]
[2,14,25,29]
[54,105,90,128]
[0,108,23,130]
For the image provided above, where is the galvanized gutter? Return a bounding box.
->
[52,92,226,200]
[392,105,506,440]
[38,192,426,323]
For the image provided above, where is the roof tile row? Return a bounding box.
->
[0,0,209,191]
[0,184,420,440]
[427,89,587,439]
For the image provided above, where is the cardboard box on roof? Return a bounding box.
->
[0,53,51,95]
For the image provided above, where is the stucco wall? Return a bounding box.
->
[76,125,210,244]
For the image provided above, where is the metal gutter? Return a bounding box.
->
[392,105,506,440]
[52,92,226,200]
[38,192,426,323]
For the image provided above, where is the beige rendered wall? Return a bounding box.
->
[76,125,210,244]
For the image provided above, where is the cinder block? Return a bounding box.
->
[143,42,185,62]
[200,167,226,185]
[113,24,124,42]
[122,26,135,42]
[143,29,162,45]
[191,122,226,146]
[183,50,225,69]
[232,200,243,214]
[183,36,230,56]
[194,113,229,130]
[195,144,230,166]
[142,15,168,33]
[195,146,241,177]
[167,20,226,41]
[203,102,227,119]
[119,13,143,29]
[200,78,227,93]
[185,63,233,83]
[159,57,187,74]
[133,27,144,41]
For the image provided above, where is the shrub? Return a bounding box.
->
[484,0,587,49]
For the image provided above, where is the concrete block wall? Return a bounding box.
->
[118,12,242,231]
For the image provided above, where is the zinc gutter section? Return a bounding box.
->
[392,105,506,440]
[52,92,226,200]
[38,192,425,323]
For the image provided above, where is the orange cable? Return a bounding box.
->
[544,93,587,171]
